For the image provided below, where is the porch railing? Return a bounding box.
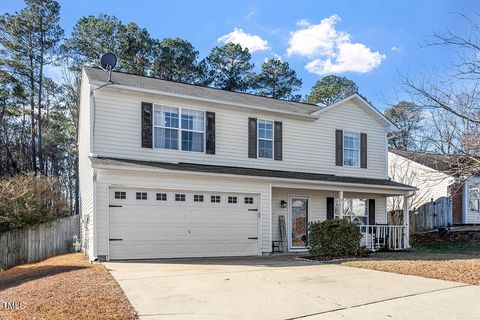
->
[358,225,407,251]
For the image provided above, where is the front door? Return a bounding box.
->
[289,197,309,250]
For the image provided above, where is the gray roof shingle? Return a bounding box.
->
[90,157,414,190]
[84,66,321,116]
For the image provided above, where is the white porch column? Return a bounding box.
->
[338,191,344,219]
[403,194,410,249]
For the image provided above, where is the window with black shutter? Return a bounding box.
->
[205,111,216,154]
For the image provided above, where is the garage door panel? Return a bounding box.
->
[109,189,259,260]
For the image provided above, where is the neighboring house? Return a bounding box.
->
[78,67,414,261]
[388,150,480,225]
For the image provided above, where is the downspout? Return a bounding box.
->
[89,86,99,261]
[403,190,416,249]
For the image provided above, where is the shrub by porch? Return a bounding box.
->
[308,219,365,258]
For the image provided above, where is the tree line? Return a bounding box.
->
[0,0,357,215]
[1,0,478,218]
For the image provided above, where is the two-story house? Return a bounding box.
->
[79,67,414,261]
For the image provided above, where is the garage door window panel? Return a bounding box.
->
[194,195,204,202]
[175,194,186,202]
[114,191,126,199]
[245,197,254,204]
[136,192,147,200]
[211,195,221,203]
[156,193,167,201]
[228,196,237,204]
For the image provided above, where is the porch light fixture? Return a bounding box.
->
[280,200,287,208]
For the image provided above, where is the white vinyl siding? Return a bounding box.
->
[91,88,389,179]
[78,71,95,259]
[387,152,453,212]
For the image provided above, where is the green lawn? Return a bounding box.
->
[413,242,480,254]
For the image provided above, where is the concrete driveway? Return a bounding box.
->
[105,256,480,320]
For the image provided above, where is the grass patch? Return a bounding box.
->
[413,242,480,254]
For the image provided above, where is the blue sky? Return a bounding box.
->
[1,0,476,110]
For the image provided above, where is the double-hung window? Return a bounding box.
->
[181,109,204,152]
[154,106,179,150]
[258,119,273,159]
[343,131,360,167]
[469,184,480,213]
[335,198,368,225]
[154,106,204,152]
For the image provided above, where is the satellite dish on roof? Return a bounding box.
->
[100,53,117,82]
[100,52,117,71]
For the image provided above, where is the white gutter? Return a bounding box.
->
[89,81,320,121]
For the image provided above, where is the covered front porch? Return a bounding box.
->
[270,182,414,253]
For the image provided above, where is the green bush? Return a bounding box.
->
[0,174,69,233]
[308,219,364,258]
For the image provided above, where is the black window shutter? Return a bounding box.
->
[368,199,375,225]
[274,121,282,161]
[141,102,153,148]
[326,197,334,220]
[335,129,343,166]
[205,111,216,154]
[360,133,367,168]
[248,117,257,158]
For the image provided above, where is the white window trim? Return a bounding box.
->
[257,119,274,160]
[468,185,480,213]
[343,131,360,168]
[153,104,206,153]
[335,198,368,224]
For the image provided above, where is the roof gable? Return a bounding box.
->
[311,94,398,130]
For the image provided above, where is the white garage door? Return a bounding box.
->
[108,188,259,260]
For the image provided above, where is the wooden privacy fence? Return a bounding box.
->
[412,197,452,233]
[0,214,80,270]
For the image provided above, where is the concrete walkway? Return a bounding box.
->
[105,256,480,319]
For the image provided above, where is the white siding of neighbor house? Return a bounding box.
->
[94,169,271,259]
[387,152,454,212]
[78,71,95,258]
[271,188,387,242]
[464,177,480,224]
[90,86,389,180]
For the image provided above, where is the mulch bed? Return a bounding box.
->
[0,253,138,320]
[341,250,480,285]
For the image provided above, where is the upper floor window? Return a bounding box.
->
[181,109,205,152]
[343,131,360,167]
[258,119,273,159]
[154,105,204,152]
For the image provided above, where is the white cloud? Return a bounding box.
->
[287,15,386,75]
[391,46,402,52]
[218,28,270,53]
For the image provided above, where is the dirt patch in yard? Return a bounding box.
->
[341,244,480,285]
[0,253,138,320]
